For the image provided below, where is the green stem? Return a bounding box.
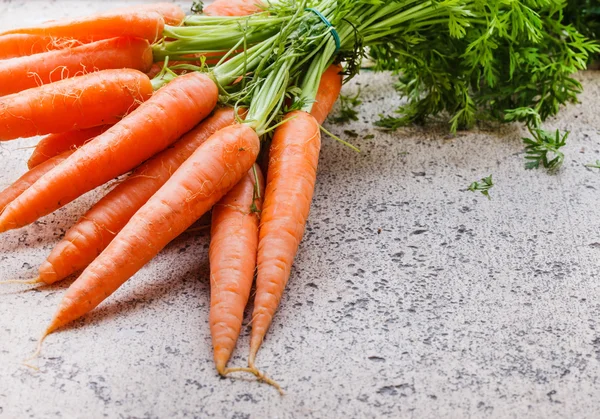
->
[245,57,294,135]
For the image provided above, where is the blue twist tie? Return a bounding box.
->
[305,7,341,53]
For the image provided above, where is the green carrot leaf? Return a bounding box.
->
[522,128,568,172]
[468,175,494,200]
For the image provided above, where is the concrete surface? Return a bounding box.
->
[1,1,600,418]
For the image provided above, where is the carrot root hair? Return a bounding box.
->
[21,327,51,370]
[0,277,42,285]
[224,366,284,395]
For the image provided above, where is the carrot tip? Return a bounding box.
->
[21,360,40,371]
[225,366,284,395]
[21,328,50,369]
[0,276,42,286]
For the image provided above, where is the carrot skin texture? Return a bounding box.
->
[0,150,73,214]
[0,34,83,60]
[123,3,185,26]
[46,124,260,332]
[204,0,263,16]
[0,37,153,97]
[0,4,183,60]
[28,125,111,169]
[0,69,152,141]
[310,63,343,125]
[250,111,321,364]
[0,72,218,232]
[38,108,237,285]
[210,164,264,374]
[0,10,164,43]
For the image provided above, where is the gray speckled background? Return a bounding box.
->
[1,1,600,418]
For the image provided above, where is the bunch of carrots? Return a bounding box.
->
[0,0,345,392]
[1,0,596,393]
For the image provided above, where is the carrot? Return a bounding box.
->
[210,164,264,375]
[0,69,152,141]
[0,150,73,215]
[310,63,343,125]
[0,4,184,60]
[204,0,264,16]
[0,37,153,97]
[0,10,165,43]
[35,108,237,285]
[28,125,111,169]
[0,72,218,232]
[122,3,186,26]
[0,34,83,60]
[249,111,321,368]
[43,123,260,335]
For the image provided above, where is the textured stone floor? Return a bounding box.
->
[1,1,600,418]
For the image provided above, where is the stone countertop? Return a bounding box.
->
[1,1,600,418]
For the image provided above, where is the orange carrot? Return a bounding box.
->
[249,111,321,368]
[0,4,184,60]
[0,69,152,141]
[210,164,264,375]
[36,108,237,285]
[28,125,111,169]
[0,150,73,214]
[0,37,153,97]
[311,63,343,125]
[123,3,186,26]
[0,72,217,232]
[204,0,264,16]
[0,10,165,43]
[43,123,260,334]
[0,34,83,60]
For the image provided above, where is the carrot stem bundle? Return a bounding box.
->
[28,125,111,169]
[0,37,153,97]
[0,68,152,141]
[44,123,260,335]
[36,108,237,286]
[0,71,217,232]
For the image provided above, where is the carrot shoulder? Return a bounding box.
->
[210,164,264,374]
[28,125,111,169]
[0,72,218,232]
[0,69,152,141]
[37,108,237,285]
[0,150,73,214]
[310,63,343,125]
[45,123,260,334]
[0,37,153,97]
[249,111,321,367]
